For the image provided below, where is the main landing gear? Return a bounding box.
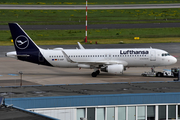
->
[91,70,100,77]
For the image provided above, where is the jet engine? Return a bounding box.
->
[101,64,124,74]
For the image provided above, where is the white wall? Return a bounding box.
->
[29,107,76,120]
[28,103,180,120]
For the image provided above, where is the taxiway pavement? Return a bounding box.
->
[0,43,179,86]
[1,4,180,10]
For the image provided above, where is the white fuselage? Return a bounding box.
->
[40,48,177,68]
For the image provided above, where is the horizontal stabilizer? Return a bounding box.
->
[16,55,30,57]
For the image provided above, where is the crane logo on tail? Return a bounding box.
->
[15,35,29,49]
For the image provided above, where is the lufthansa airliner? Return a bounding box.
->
[6,23,177,77]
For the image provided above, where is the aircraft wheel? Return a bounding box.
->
[156,72,163,77]
[91,72,97,77]
[96,70,100,75]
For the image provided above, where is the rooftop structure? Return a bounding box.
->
[1,81,180,98]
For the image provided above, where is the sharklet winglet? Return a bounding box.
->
[77,42,85,49]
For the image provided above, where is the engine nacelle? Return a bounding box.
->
[101,64,124,74]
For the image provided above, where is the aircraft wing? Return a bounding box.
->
[61,50,76,63]
[62,50,128,66]
[75,60,128,66]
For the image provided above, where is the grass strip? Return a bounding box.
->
[1,28,180,45]
[1,9,180,25]
[1,37,180,46]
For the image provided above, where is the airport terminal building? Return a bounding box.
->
[2,81,180,120]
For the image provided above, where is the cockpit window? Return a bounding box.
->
[162,53,170,56]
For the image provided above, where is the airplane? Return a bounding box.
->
[6,23,177,77]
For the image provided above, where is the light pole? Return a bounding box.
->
[19,71,23,87]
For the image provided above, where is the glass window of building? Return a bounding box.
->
[87,108,95,120]
[159,105,166,120]
[107,107,115,120]
[118,106,126,120]
[178,105,180,119]
[77,108,85,120]
[138,106,146,120]
[97,108,105,120]
[168,105,176,120]
[128,106,136,120]
[147,106,155,120]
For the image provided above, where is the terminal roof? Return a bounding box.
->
[1,81,180,98]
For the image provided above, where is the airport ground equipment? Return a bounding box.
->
[142,67,179,77]
[141,71,156,77]
[0,96,4,107]
[174,70,180,81]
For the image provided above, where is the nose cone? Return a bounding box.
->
[171,56,177,64]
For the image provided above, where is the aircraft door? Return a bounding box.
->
[38,52,44,62]
[150,50,156,61]
[108,54,112,60]
[104,54,108,60]
[104,54,111,60]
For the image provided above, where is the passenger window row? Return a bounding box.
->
[49,54,147,58]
